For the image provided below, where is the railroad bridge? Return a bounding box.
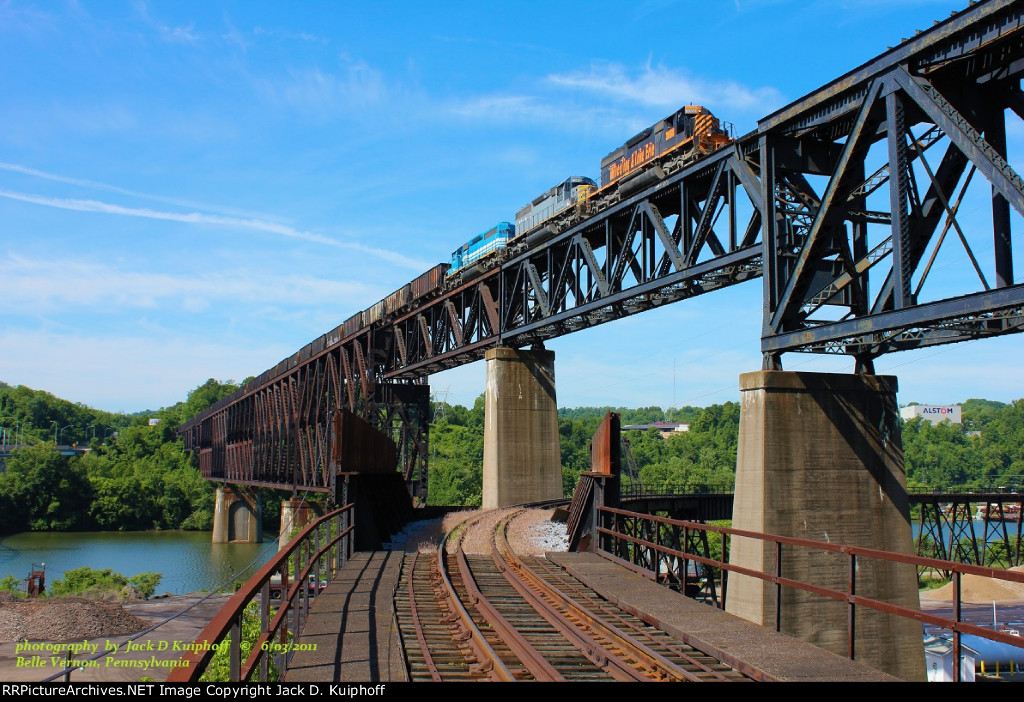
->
[172,0,1024,683]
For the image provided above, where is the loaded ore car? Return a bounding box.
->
[514,176,597,244]
[600,105,730,198]
[448,222,514,281]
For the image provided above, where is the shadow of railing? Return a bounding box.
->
[597,505,1024,682]
[166,504,355,682]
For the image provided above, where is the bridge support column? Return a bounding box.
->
[211,485,263,544]
[482,347,562,508]
[278,498,313,551]
[726,370,924,681]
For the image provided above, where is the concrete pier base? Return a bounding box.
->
[482,347,562,509]
[279,498,314,551]
[211,485,263,544]
[725,370,924,681]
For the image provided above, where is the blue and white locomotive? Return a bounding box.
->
[448,221,514,282]
[354,104,730,328]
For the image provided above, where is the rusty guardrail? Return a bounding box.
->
[166,504,355,682]
[597,505,1024,682]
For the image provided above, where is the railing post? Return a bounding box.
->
[347,504,354,564]
[654,521,661,583]
[260,581,270,682]
[682,525,690,596]
[720,532,729,610]
[229,617,241,682]
[314,520,321,589]
[775,541,783,633]
[847,552,857,660]
[337,511,344,572]
[953,571,962,683]
[291,548,300,648]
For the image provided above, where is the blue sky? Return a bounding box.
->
[1,0,1022,413]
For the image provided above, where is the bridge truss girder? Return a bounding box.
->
[181,337,430,500]
[760,0,1024,369]
[385,145,763,379]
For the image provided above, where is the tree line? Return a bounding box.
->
[0,379,1021,531]
[0,379,239,533]
[428,396,1024,506]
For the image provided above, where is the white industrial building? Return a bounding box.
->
[900,404,962,425]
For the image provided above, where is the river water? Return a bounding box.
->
[0,530,280,595]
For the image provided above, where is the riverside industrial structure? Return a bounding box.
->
[176,0,1024,682]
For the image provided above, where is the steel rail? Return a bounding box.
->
[434,514,518,682]
[523,555,745,682]
[492,509,706,682]
[403,551,443,682]
[447,514,566,681]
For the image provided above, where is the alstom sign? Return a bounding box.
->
[899,405,962,425]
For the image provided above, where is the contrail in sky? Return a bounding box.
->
[0,188,428,271]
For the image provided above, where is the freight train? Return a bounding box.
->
[446,104,729,284]
[255,105,730,383]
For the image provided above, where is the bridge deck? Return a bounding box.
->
[547,552,900,682]
[285,548,899,682]
[285,551,408,683]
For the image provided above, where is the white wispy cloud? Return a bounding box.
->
[257,59,388,114]
[444,94,644,135]
[252,26,328,45]
[1,254,376,311]
[548,60,784,116]
[0,189,428,270]
[0,161,281,220]
[133,0,199,44]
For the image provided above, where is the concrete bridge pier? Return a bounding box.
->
[279,497,314,550]
[212,485,263,544]
[482,346,563,508]
[726,370,925,681]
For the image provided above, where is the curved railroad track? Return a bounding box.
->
[395,505,752,682]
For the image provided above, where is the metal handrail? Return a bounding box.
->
[597,505,1024,681]
[166,504,355,682]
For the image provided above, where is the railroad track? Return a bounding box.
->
[395,506,754,682]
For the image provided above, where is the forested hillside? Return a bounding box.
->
[429,396,1024,506]
[0,380,238,533]
[1,380,1021,529]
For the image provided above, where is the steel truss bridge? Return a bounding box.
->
[180,0,1024,500]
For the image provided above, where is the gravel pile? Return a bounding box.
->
[0,598,150,643]
[921,564,1024,603]
[441,507,569,556]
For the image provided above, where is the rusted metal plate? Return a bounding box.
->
[590,412,620,476]
[332,408,397,474]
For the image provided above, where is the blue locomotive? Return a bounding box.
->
[307,102,731,359]
[448,221,514,282]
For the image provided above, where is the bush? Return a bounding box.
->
[0,575,22,595]
[48,566,162,599]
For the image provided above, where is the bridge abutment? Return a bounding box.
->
[212,485,263,544]
[482,346,562,508]
[726,370,924,681]
[278,498,314,550]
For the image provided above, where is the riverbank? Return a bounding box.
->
[0,593,230,682]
